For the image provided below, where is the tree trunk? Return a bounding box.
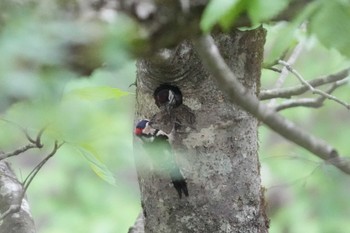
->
[0,161,36,233]
[134,28,268,232]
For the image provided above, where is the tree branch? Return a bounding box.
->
[275,98,323,111]
[0,144,38,161]
[22,141,63,192]
[274,78,349,111]
[0,141,62,222]
[259,68,350,100]
[0,128,45,161]
[193,34,350,175]
[278,60,350,109]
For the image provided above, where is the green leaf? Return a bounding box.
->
[200,0,241,32]
[66,86,130,101]
[219,0,247,31]
[310,1,350,58]
[247,0,289,25]
[264,22,298,65]
[78,145,117,185]
[264,2,319,64]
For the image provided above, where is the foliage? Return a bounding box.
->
[0,0,349,232]
[261,24,350,233]
[200,0,244,32]
[201,0,350,62]
[309,1,350,57]
[0,2,140,232]
[201,0,289,32]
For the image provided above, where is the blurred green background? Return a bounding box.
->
[261,23,350,233]
[0,2,349,233]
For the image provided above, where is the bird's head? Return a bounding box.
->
[135,119,156,137]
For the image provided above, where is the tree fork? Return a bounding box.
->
[134,28,268,233]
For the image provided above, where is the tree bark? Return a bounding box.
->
[0,161,36,233]
[134,28,268,232]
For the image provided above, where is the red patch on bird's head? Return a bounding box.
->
[135,128,143,136]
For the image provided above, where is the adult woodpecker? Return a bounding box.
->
[134,119,189,198]
[153,84,182,112]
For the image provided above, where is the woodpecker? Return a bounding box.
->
[135,119,189,198]
[153,84,182,112]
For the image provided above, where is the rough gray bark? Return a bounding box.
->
[134,28,268,232]
[128,212,144,233]
[0,161,36,233]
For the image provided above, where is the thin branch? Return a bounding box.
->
[193,34,350,175]
[266,162,321,191]
[275,98,322,111]
[265,67,282,73]
[278,60,350,109]
[260,68,350,100]
[24,131,37,144]
[34,127,45,148]
[23,141,63,189]
[0,141,63,221]
[279,60,333,90]
[0,144,38,160]
[25,126,46,148]
[274,78,349,111]
[0,127,46,161]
